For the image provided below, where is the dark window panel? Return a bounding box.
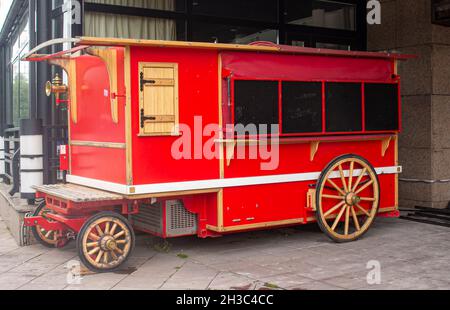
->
[282,82,323,134]
[325,82,362,132]
[234,80,279,134]
[191,21,277,44]
[285,0,356,31]
[365,83,399,131]
[192,0,278,22]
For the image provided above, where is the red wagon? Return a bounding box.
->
[23,37,411,272]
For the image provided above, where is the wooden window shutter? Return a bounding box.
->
[139,62,179,136]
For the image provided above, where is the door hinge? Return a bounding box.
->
[140,109,156,128]
[140,72,156,91]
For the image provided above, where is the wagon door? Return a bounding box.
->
[138,62,179,136]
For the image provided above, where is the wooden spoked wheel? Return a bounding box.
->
[316,155,380,243]
[77,212,135,273]
[31,202,70,248]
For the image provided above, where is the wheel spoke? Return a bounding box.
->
[110,250,118,260]
[88,247,100,256]
[110,223,118,236]
[338,165,349,192]
[324,201,346,218]
[95,250,104,263]
[45,231,52,239]
[88,233,100,241]
[114,230,125,239]
[351,206,361,231]
[348,161,354,191]
[105,222,110,235]
[115,240,128,245]
[355,203,371,217]
[344,205,350,235]
[331,204,347,231]
[322,194,345,200]
[103,251,109,264]
[360,197,376,202]
[326,179,346,196]
[86,241,98,248]
[355,180,374,195]
[113,247,124,255]
[95,225,104,237]
[352,168,367,192]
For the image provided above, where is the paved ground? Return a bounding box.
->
[0,215,449,290]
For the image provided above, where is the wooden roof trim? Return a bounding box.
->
[77,36,415,60]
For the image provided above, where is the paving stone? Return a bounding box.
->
[0,272,37,289]
[161,262,218,290]
[207,272,258,290]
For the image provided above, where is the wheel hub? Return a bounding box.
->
[345,192,361,206]
[100,236,117,251]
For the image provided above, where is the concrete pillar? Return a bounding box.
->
[368,0,450,208]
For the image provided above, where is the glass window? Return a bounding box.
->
[0,0,13,33]
[84,13,178,40]
[285,0,356,31]
[192,0,278,22]
[365,84,399,131]
[282,82,323,134]
[325,82,362,132]
[9,17,30,126]
[84,0,183,11]
[234,80,279,134]
[12,61,20,126]
[191,22,277,44]
[316,42,350,50]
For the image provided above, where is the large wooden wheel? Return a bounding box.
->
[31,202,70,248]
[315,154,380,243]
[77,212,135,273]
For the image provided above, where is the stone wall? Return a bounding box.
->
[368,0,450,208]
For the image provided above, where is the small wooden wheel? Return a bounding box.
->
[316,154,380,243]
[77,212,135,273]
[31,202,70,248]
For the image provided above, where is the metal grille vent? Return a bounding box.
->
[166,200,197,237]
[131,202,163,235]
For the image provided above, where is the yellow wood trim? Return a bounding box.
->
[225,141,236,167]
[379,206,399,213]
[138,62,180,136]
[79,37,279,53]
[70,141,126,149]
[88,48,119,123]
[69,60,78,123]
[217,189,224,228]
[207,218,304,233]
[381,136,392,157]
[49,58,77,123]
[306,189,317,211]
[394,134,399,207]
[124,46,133,185]
[310,141,320,161]
[218,54,224,179]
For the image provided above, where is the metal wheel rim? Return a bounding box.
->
[81,217,132,270]
[318,157,379,241]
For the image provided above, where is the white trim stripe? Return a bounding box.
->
[66,166,402,196]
